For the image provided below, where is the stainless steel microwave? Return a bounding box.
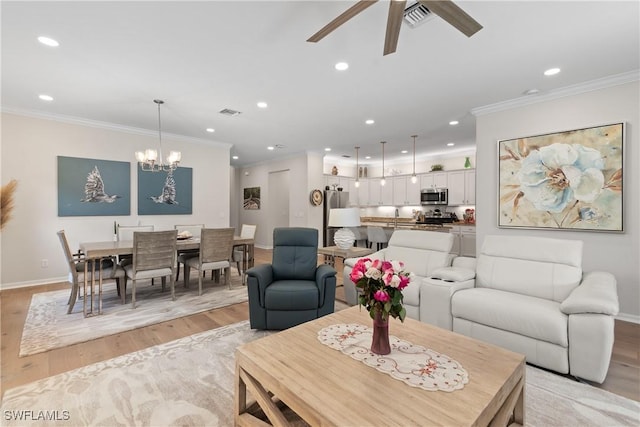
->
[421,188,448,206]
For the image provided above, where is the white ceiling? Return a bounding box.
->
[2,1,639,167]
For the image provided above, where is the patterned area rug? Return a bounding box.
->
[19,273,248,357]
[4,321,639,426]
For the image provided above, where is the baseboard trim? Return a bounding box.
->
[0,277,68,292]
[615,313,640,325]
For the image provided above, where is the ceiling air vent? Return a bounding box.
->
[403,2,435,29]
[219,108,242,116]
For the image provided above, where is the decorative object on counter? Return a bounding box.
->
[328,208,361,249]
[464,157,471,168]
[430,164,444,171]
[310,189,323,206]
[349,258,412,355]
[355,146,361,188]
[380,141,387,186]
[135,100,181,172]
[498,122,623,232]
[410,135,418,183]
[331,165,338,175]
[1,179,17,230]
[463,208,475,224]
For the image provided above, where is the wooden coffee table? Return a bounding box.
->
[235,306,525,426]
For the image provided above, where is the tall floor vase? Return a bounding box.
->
[370,310,391,355]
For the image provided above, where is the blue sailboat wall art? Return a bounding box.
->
[137,165,192,215]
[58,156,131,217]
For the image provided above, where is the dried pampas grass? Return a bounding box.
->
[1,179,18,230]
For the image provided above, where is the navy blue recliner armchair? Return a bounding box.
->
[246,227,337,330]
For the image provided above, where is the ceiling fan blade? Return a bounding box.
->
[418,0,482,37]
[307,0,379,43]
[383,0,407,55]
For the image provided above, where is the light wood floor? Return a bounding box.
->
[1,248,639,402]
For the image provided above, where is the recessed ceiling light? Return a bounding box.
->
[324,148,331,152]
[232,155,239,160]
[37,36,59,47]
[365,156,371,160]
[544,67,561,76]
[524,88,540,95]
[401,150,408,154]
[267,146,275,151]
[447,142,455,146]
[206,128,215,133]
[335,62,349,71]
[38,94,53,101]
[365,119,375,125]
[257,101,268,108]
[449,120,459,126]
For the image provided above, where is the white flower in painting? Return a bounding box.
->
[517,143,604,212]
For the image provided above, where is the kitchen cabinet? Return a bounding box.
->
[369,178,393,206]
[450,225,476,257]
[447,169,475,205]
[324,175,348,190]
[358,179,370,206]
[392,176,420,206]
[420,172,448,190]
[345,178,359,207]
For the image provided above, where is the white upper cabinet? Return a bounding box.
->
[420,172,448,190]
[393,176,421,206]
[369,178,393,205]
[447,169,475,205]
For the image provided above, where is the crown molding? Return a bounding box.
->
[1,106,231,149]
[471,70,640,117]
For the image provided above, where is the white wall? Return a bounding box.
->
[1,112,231,288]
[475,80,639,321]
[237,153,324,248]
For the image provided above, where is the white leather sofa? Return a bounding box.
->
[343,229,455,321]
[423,235,619,383]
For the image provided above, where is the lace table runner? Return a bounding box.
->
[317,323,468,392]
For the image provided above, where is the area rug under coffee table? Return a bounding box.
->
[19,273,248,357]
[4,321,639,426]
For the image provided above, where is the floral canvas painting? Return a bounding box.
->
[498,123,623,232]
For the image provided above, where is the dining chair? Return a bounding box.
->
[123,230,177,308]
[174,224,204,280]
[183,227,235,296]
[57,230,126,313]
[232,224,257,278]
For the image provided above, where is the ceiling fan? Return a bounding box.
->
[307,0,482,56]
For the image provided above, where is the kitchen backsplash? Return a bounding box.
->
[359,205,474,221]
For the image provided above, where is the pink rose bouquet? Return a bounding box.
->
[349,258,411,322]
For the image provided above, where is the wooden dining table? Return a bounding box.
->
[79,235,255,317]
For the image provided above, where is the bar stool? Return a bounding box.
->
[367,226,389,251]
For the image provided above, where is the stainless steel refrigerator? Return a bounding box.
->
[323,190,350,247]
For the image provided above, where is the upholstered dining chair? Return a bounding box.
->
[367,226,389,251]
[232,224,257,278]
[174,223,204,280]
[182,227,235,296]
[123,230,177,308]
[246,227,337,330]
[57,230,126,313]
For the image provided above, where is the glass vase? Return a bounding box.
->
[370,310,391,355]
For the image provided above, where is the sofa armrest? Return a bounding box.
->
[246,264,274,306]
[560,271,619,315]
[451,256,477,270]
[316,264,337,306]
[431,266,476,282]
